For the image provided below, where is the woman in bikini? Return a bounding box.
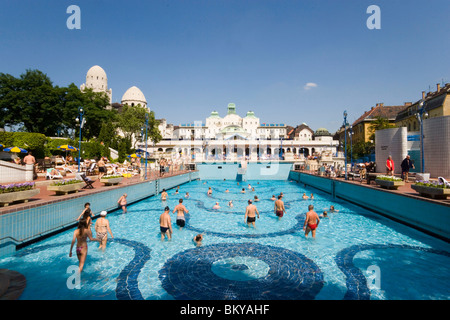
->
[69,219,100,273]
[95,211,114,251]
[76,203,93,227]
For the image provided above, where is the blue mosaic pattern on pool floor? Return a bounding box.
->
[13,238,151,300]
[335,243,450,300]
[159,242,324,300]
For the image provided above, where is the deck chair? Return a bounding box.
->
[75,172,95,189]
[86,162,97,176]
[46,168,63,180]
[438,177,450,187]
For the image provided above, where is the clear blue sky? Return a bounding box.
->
[1,0,449,132]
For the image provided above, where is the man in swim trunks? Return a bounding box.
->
[173,199,188,230]
[161,189,168,201]
[303,204,320,239]
[159,206,172,241]
[117,194,127,214]
[274,195,286,220]
[244,199,259,228]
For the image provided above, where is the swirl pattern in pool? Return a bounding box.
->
[0,179,449,300]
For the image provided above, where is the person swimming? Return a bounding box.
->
[193,234,203,246]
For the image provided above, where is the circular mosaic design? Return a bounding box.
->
[335,243,450,300]
[159,242,324,300]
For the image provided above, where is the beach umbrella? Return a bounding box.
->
[57,144,78,163]
[127,153,141,158]
[57,144,78,151]
[4,146,28,153]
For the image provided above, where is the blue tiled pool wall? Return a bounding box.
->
[196,162,294,181]
[0,172,199,257]
[289,171,450,241]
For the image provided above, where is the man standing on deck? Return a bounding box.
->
[244,199,259,228]
[274,195,286,220]
[23,151,37,180]
[400,155,414,182]
[303,205,320,239]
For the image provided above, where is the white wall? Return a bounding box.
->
[375,127,408,174]
[423,116,450,178]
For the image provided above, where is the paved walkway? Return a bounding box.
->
[2,169,449,215]
[297,170,450,207]
[0,169,192,215]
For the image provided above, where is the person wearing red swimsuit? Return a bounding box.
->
[303,204,320,239]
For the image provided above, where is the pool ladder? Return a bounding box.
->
[237,165,247,182]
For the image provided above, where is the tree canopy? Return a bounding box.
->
[0,69,115,139]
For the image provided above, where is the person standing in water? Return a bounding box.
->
[161,189,168,201]
[69,219,100,273]
[274,195,286,220]
[303,205,320,239]
[173,199,189,230]
[244,199,259,228]
[95,211,114,251]
[117,194,127,214]
[159,206,173,241]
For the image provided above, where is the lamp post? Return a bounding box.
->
[140,113,149,180]
[349,125,353,170]
[343,110,348,180]
[416,100,428,173]
[75,107,84,172]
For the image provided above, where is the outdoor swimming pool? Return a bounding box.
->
[1,179,449,300]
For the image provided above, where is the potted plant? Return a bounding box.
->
[411,180,450,199]
[100,174,124,186]
[47,179,85,195]
[0,182,40,207]
[375,175,405,190]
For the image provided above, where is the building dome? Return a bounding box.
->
[80,65,112,106]
[314,128,331,136]
[121,86,147,108]
[84,65,108,91]
[245,111,257,118]
[87,65,107,81]
[209,111,220,118]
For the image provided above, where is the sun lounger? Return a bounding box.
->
[46,168,63,180]
[438,177,450,187]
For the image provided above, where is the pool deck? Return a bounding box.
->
[0,169,192,215]
[295,170,450,207]
[1,168,449,216]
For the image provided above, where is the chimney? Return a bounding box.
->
[422,91,426,99]
[437,83,441,92]
[380,103,384,107]
[404,102,412,107]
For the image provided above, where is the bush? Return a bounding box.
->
[0,132,47,158]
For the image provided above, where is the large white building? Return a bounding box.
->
[79,65,339,162]
[144,103,339,161]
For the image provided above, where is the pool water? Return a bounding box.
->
[0,179,449,300]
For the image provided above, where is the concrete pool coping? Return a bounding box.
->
[289,170,450,242]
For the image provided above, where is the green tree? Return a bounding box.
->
[0,69,62,135]
[117,104,161,148]
[368,116,395,141]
